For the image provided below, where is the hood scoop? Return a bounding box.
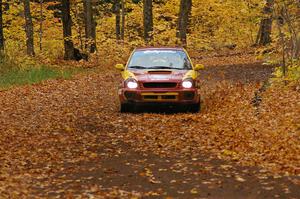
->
[147,70,172,74]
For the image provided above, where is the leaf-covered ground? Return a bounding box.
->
[0,53,299,198]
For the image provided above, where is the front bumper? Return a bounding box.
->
[119,88,200,105]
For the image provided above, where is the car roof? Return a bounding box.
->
[135,47,185,51]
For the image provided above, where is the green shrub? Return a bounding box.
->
[0,65,75,90]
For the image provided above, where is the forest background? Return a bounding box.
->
[0,0,299,87]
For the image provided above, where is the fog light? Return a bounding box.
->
[183,92,195,100]
[125,91,136,100]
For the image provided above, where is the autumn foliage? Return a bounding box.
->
[0,0,299,197]
[0,53,299,197]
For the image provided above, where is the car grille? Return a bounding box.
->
[143,82,177,88]
[142,93,179,101]
[143,95,177,100]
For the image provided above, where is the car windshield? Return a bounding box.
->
[127,50,192,70]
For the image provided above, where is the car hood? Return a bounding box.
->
[130,70,190,82]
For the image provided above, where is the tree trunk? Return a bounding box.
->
[61,0,74,60]
[281,2,299,59]
[39,0,43,51]
[23,0,35,56]
[121,0,125,41]
[83,0,96,53]
[0,0,4,51]
[178,0,192,47]
[114,0,121,41]
[256,0,274,46]
[91,15,97,52]
[74,3,83,50]
[143,0,153,43]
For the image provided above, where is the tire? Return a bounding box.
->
[120,103,136,113]
[188,102,201,113]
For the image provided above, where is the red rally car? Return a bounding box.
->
[115,47,205,112]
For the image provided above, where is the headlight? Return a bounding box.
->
[126,79,138,89]
[182,79,193,88]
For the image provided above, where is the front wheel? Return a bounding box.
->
[120,103,136,113]
[188,102,201,113]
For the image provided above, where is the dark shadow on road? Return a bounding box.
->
[33,142,300,198]
[200,62,275,84]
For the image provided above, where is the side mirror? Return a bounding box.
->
[115,64,125,71]
[194,64,205,71]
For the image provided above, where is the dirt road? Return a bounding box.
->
[0,53,299,198]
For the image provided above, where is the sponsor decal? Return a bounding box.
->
[150,75,170,80]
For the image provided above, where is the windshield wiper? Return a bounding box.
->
[128,65,147,69]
